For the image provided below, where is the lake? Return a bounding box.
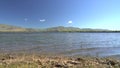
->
[0,32,120,57]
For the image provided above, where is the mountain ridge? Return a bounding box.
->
[0,24,116,32]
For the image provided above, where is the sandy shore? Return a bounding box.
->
[0,53,120,68]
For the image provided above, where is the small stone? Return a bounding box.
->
[1,58,5,61]
[107,60,117,66]
[55,64,63,67]
[36,60,42,65]
[76,58,84,61]
[67,61,80,65]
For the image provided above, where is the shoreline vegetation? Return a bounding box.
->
[0,53,120,68]
[0,24,120,32]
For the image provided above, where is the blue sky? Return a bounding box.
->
[0,0,120,30]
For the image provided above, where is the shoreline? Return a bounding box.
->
[0,53,120,68]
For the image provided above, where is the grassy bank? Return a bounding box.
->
[0,54,120,68]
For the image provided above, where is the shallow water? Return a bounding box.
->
[0,32,120,57]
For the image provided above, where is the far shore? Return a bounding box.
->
[1,31,120,33]
[0,53,120,68]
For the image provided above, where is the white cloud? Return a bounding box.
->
[68,20,72,24]
[40,19,46,22]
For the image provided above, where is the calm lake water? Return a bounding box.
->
[0,32,120,57]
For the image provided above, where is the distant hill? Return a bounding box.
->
[0,24,113,32]
[0,24,27,32]
[45,26,110,32]
[46,26,80,32]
